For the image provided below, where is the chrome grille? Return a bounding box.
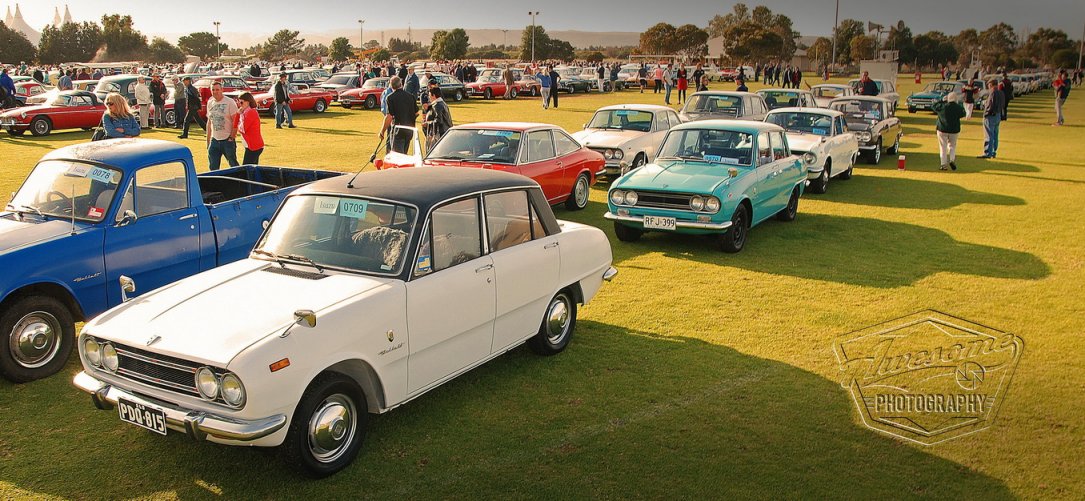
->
[114,343,200,396]
[632,191,694,210]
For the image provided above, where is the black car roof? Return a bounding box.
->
[298,167,538,212]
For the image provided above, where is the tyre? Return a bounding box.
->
[342,104,353,109]
[165,110,176,127]
[526,290,577,356]
[0,296,76,383]
[717,204,748,253]
[868,139,882,164]
[809,163,829,194]
[30,117,51,136]
[888,134,901,155]
[510,88,518,99]
[908,107,916,113]
[454,90,464,101]
[776,187,799,222]
[484,88,493,99]
[364,95,377,110]
[613,221,642,242]
[530,87,538,97]
[313,99,327,113]
[839,155,854,180]
[281,372,367,478]
[564,173,590,211]
[7,129,25,136]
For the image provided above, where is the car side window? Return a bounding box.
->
[116,162,189,221]
[772,132,789,160]
[428,197,482,272]
[653,112,669,131]
[552,130,580,156]
[757,132,773,166]
[520,130,556,163]
[484,191,536,252]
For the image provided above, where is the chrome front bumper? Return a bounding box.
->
[73,371,286,442]
[604,212,733,230]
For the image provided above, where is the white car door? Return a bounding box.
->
[406,197,495,394]
[484,190,560,352]
[835,116,857,168]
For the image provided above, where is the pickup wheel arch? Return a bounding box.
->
[2,282,85,322]
[321,361,386,414]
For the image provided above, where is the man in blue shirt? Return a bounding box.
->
[979,79,1004,159]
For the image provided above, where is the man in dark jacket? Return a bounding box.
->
[273,73,295,129]
[931,92,965,170]
[380,76,419,154]
[1001,73,1013,120]
[404,68,420,99]
[548,65,560,108]
[177,77,206,138]
[979,79,1004,159]
[859,71,879,96]
[149,74,168,128]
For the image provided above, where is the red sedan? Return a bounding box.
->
[230,84,336,115]
[0,90,105,136]
[466,68,525,99]
[421,122,603,210]
[339,77,388,110]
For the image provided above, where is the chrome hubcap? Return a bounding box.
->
[9,311,60,368]
[308,394,356,463]
[546,298,570,344]
[574,178,589,207]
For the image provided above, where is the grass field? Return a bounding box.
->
[1,74,1083,499]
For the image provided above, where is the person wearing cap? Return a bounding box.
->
[931,92,965,171]
[134,75,152,128]
[177,76,206,138]
[149,74,168,128]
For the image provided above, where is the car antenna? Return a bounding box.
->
[346,138,387,188]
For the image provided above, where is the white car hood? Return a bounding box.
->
[785,134,826,153]
[571,129,644,148]
[87,259,392,367]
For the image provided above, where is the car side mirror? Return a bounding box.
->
[119,275,136,302]
[116,209,137,227]
[294,309,317,328]
[728,168,738,178]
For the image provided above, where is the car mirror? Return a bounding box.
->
[116,209,138,227]
[728,168,738,178]
[119,275,136,302]
[294,309,317,328]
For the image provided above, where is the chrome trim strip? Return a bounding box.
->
[74,371,285,442]
[604,212,733,230]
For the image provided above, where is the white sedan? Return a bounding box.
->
[74,168,616,477]
[571,104,681,176]
[765,107,859,194]
[810,84,855,108]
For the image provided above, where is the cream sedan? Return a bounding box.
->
[572,104,681,176]
[765,107,859,194]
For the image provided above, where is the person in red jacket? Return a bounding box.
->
[234,92,265,164]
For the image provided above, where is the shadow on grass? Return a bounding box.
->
[857,151,1039,174]
[816,174,1025,210]
[0,325,1015,499]
[3,130,93,149]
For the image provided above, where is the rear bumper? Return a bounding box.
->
[73,370,286,443]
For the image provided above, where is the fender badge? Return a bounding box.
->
[387,330,395,342]
[146,334,162,346]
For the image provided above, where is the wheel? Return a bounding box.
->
[526,290,577,356]
[0,296,76,383]
[30,117,51,136]
[454,90,464,102]
[484,88,493,99]
[717,204,748,253]
[510,88,518,99]
[165,110,176,126]
[629,153,646,172]
[613,221,642,242]
[364,95,377,110]
[564,173,590,211]
[839,155,854,180]
[809,162,829,194]
[7,130,25,136]
[281,372,367,478]
[342,104,352,109]
[868,139,883,164]
[776,187,799,222]
[313,99,327,113]
[908,107,916,113]
[887,134,901,155]
[530,87,538,97]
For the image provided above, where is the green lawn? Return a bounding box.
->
[1,75,1082,499]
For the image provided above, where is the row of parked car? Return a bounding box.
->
[905,71,1054,114]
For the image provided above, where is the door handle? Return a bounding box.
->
[179,213,197,221]
[475,264,494,273]
[544,242,559,249]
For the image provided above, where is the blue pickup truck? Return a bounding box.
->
[1,138,343,382]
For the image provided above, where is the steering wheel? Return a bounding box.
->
[46,191,70,203]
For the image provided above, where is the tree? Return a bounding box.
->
[769,12,798,60]
[178,32,226,60]
[1020,28,1072,66]
[260,29,305,60]
[100,14,148,61]
[952,28,980,66]
[849,35,876,65]
[886,21,916,68]
[808,37,833,65]
[329,37,353,61]
[724,23,783,63]
[431,28,469,60]
[520,25,551,60]
[833,19,865,65]
[582,51,605,63]
[639,23,677,55]
[547,38,575,61]
[371,48,391,62]
[914,31,958,69]
[147,37,184,63]
[299,44,328,62]
[387,37,418,53]
[0,21,36,63]
[707,3,750,38]
[363,39,380,50]
[673,24,709,59]
[1052,48,1078,69]
[39,22,102,64]
[979,23,1017,68]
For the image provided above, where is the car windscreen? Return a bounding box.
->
[831,100,883,122]
[926,83,957,93]
[325,75,354,85]
[813,87,847,99]
[766,112,834,136]
[255,195,417,276]
[426,129,522,164]
[657,129,753,166]
[8,160,122,222]
[362,79,387,89]
[587,109,653,132]
[760,91,804,108]
[684,95,741,116]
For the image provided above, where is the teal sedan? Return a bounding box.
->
[604,121,806,253]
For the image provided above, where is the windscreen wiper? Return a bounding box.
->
[5,203,45,218]
[252,249,288,268]
[283,254,325,273]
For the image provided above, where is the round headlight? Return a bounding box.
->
[803,152,817,165]
[705,196,721,213]
[220,373,246,407]
[624,191,638,206]
[859,131,871,142]
[101,343,119,372]
[603,149,613,160]
[613,149,624,160]
[690,195,705,211]
[610,190,625,205]
[195,367,220,400]
[84,338,101,367]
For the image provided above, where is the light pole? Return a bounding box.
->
[829,0,839,77]
[213,21,221,60]
[529,11,539,62]
[358,19,365,54]
[1078,18,1083,72]
[502,29,509,49]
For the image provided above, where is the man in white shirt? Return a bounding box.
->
[205,81,240,170]
[134,76,152,128]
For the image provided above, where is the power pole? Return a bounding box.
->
[358,19,365,53]
[213,21,221,60]
[529,11,539,62]
[829,0,839,76]
[1078,18,1084,72]
[502,29,509,49]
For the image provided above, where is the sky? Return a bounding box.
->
[6,0,1083,43]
